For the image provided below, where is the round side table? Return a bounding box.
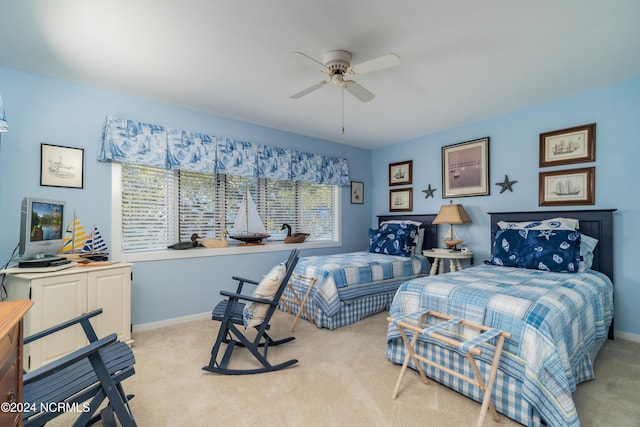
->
[423,249,474,276]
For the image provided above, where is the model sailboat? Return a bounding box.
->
[229,189,269,245]
[83,226,109,256]
[59,213,89,256]
[59,214,109,260]
[442,226,464,249]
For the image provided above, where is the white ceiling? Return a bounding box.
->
[1,1,639,149]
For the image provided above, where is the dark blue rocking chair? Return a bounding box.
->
[203,249,300,375]
[22,309,137,427]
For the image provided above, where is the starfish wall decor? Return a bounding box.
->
[495,175,517,193]
[422,184,437,198]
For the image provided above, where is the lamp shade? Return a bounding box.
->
[432,202,472,225]
[0,94,7,133]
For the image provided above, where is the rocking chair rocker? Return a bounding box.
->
[203,249,300,375]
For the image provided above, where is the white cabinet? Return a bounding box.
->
[4,263,132,370]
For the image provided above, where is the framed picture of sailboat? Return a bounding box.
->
[442,137,489,198]
[539,123,596,167]
[388,160,412,186]
[539,167,595,206]
[40,143,84,189]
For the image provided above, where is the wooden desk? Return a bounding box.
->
[423,250,473,276]
[0,300,33,427]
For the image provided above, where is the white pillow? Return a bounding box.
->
[497,217,579,231]
[242,263,287,328]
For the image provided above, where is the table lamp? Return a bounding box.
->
[432,201,472,250]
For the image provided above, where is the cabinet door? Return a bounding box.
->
[27,274,88,370]
[87,267,131,342]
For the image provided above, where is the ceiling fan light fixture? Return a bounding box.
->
[331,73,345,85]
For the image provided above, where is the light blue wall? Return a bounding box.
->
[2,65,638,336]
[372,78,640,336]
[0,66,372,325]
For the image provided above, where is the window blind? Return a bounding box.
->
[120,164,337,253]
[121,165,177,251]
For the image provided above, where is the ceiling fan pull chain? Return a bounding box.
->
[341,86,345,136]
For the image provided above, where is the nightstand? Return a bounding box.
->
[423,249,473,276]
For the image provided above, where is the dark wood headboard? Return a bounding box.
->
[377,214,438,252]
[488,209,616,282]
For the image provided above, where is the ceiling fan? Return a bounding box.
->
[290,50,400,102]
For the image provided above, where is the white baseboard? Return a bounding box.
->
[614,330,640,343]
[131,314,640,343]
[132,311,210,333]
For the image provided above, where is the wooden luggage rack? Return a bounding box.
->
[280,273,318,332]
[389,310,511,427]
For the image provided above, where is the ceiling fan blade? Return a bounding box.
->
[290,81,327,99]
[292,51,328,70]
[350,53,400,75]
[344,80,375,102]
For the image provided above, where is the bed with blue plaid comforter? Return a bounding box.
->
[280,251,428,329]
[386,264,613,427]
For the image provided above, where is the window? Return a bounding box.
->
[118,164,339,254]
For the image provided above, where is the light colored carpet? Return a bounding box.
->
[52,309,640,426]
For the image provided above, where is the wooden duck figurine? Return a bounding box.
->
[199,229,229,248]
[168,233,200,250]
[281,223,310,244]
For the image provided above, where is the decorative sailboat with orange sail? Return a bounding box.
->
[228,189,269,245]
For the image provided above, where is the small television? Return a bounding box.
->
[19,197,66,261]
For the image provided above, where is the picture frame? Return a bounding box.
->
[350,181,364,204]
[389,188,413,212]
[40,143,84,189]
[539,123,596,167]
[442,137,489,198]
[539,167,595,206]
[388,160,413,186]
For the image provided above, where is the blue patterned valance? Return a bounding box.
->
[99,116,167,168]
[166,129,217,173]
[99,116,349,185]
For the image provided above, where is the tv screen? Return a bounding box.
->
[19,197,66,260]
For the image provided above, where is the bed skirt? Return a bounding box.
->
[279,289,398,330]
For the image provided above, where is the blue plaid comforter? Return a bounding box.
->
[387,264,613,427]
[291,251,428,316]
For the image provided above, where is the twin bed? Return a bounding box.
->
[279,214,437,329]
[387,209,615,427]
[280,209,615,427]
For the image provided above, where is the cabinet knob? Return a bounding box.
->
[6,389,16,403]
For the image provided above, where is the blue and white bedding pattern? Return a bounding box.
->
[289,251,428,318]
[386,264,613,427]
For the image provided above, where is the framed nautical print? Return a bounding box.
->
[40,143,84,189]
[442,137,490,198]
[539,167,595,206]
[389,188,413,212]
[539,123,596,167]
[388,160,412,186]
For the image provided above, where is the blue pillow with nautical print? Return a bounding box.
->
[490,229,581,273]
[368,223,418,257]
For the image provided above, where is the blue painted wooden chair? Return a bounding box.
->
[203,249,300,375]
[22,309,137,427]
